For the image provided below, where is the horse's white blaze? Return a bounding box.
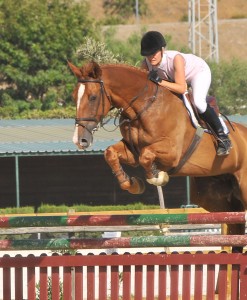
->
[73,84,85,145]
[72,125,79,145]
[77,84,85,109]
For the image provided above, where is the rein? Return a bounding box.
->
[122,84,159,159]
[122,84,159,123]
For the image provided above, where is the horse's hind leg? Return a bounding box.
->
[237,169,247,210]
[190,175,246,252]
[104,140,145,194]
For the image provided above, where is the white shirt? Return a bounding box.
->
[145,50,210,83]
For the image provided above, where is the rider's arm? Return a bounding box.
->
[159,54,187,94]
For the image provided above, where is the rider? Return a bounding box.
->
[140,30,231,156]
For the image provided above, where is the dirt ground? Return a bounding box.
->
[89,0,247,62]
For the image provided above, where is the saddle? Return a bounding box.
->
[183,89,230,135]
[185,89,219,127]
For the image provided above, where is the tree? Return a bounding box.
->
[0,0,97,104]
[209,59,247,115]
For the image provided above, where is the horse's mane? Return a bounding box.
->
[82,61,147,75]
[100,63,145,72]
[101,63,147,74]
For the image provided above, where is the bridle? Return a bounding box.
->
[75,77,159,147]
[76,78,159,122]
[75,79,112,135]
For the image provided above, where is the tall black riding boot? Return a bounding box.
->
[200,105,231,156]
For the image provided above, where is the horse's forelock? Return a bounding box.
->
[83,61,102,79]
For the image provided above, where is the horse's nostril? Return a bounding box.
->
[80,139,89,148]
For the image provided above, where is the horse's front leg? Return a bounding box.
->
[139,139,178,186]
[104,140,145,194]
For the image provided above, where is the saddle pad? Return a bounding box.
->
[182,93,229,134]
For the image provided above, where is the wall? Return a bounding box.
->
[0,155,188,210]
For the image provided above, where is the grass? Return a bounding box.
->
[36,202,161,213]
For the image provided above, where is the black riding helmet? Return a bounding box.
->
[141,31,167,56]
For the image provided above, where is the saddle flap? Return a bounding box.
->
[187,90,219,115]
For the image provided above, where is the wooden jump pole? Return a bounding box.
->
[0,211,246,227]
[0,235,247,251]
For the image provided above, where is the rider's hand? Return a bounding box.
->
[148,70,162,84]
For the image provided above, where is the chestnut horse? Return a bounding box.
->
[68,61,247,238]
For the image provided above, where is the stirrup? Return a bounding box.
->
[216,137,231,156]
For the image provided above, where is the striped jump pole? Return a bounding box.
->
[0,211,246,227]
[0,235,247,251]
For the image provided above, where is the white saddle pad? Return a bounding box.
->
[182,93,229,135]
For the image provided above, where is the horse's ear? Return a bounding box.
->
[89,61,102,79]
[67,61,83,79]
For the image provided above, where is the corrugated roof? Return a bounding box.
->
[0,119,122,156]
[0,116,246,157]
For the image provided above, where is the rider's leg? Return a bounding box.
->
[191,64,231,156]
[200,104,231,156]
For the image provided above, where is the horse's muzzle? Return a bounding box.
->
[73,125,94,149]
[79,137,92,149]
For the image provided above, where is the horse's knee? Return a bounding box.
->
[139,148,156,167]
[104,146,118,163]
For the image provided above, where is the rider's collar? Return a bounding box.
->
[156,52,167,70]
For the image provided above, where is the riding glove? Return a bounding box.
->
[148,70,162,84]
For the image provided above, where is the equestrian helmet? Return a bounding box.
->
[141,31,166,56]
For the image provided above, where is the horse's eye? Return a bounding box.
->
[89,95,97,101]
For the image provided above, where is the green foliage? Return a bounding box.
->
[101,27,247,115]
[36,277,63,300]
[0,0,246,119]
[208,59,247,115]
[0,0,97,112]
[76,37,124,64]
[102,27,187,66]
[103,27,144,66]
[180,14,188,22]
[230,14,247,19]
[36,202,160,213]
[0,206,34,214]
[103,0,148,24]
[37,203,72,213]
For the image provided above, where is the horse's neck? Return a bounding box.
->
[102,66,192,139]
[103,65,149,117]
[144,89,195,143]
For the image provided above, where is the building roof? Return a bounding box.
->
[0,119,122,157]
[0,116,246,157]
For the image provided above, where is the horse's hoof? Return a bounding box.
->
[129,177,145,194]
[146,171,170,186]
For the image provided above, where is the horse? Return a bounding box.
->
[68,60,247,244]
